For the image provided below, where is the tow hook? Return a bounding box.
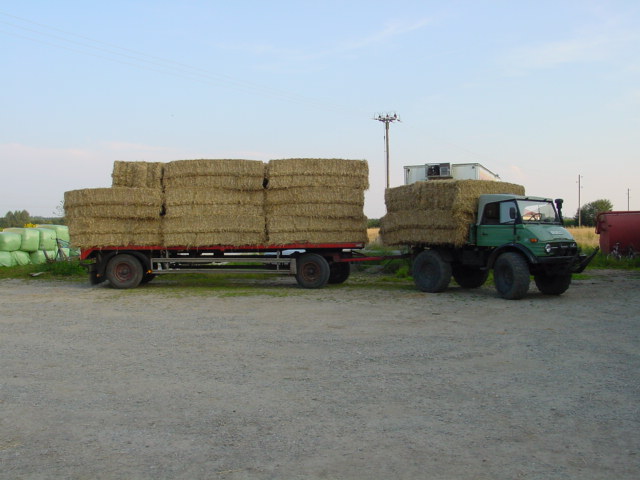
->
[572,248,599,274]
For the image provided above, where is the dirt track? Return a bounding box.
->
[1,270,639,479]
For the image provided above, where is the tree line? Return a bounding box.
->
[0,210,65,229]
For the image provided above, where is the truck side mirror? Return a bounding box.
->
[509,207,516,220]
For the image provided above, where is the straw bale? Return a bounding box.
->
[64,188,163,208]
[70,232,163,248]
[164,188,264,206]
[265,174,369,190]
[68,218,162,234]
[164,159,265,178]
[267,158,368,178]
[163,215,264,234]
[163,231,266,247]
[379,227,458,247]
[165,204,263,218]
[163,175,265,190]
[267,216,367,233]
[111,161,164,189]
[266,203,364,219]
[268,230,368,245]
[385,180,525,211]
[65,204,162,219]
[265,187,364,206]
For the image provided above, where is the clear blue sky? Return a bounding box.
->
[1,1,638,219]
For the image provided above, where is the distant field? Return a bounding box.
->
[367,227,599,248]
[567,226,599,248]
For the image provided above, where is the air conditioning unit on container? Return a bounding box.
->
[426,163,451,179]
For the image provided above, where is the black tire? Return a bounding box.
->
[140,273,156,285]
[534,273,572,295]
[412,250,452,293]
[452,265,489,289]
[105,254,143,289]
[295,253,330,289]
[493,252,530,300]
[328,262,350,284]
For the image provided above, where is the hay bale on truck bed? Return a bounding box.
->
[380,180,525,247]
[162,159,267,247]
[265,158,369,245]
[64,187,163,248]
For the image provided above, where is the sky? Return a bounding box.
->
[1,0,639,219]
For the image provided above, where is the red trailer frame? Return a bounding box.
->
[81,242,406,289]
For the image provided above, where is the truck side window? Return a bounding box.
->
[499,201,517,224]
[481,203,500,225]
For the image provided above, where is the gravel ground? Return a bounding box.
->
[1,270,639,479]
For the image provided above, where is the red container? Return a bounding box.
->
[595,211,640,254]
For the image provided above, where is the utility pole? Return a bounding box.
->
[374,113,400,189]
[628,188,631,211]
[577,174,583,227]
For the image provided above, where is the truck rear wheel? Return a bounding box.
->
[412,250,452,293]
[452,265,489,289]
[328,262,350,284]
[493,252,530,300]
[534,273,572,295]
[295,253,330,289]
[105,254,143,289]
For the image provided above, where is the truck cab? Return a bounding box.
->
[411,194,595,299]
[475,194,577,256]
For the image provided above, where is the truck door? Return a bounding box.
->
[476,201,518,247]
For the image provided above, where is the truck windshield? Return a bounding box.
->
[517,200,559,223]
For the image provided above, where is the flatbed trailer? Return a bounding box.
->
[81,242,403,289]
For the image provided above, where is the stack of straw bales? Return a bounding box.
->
[162,159,266,246]
[380,180,525,247]
[265,158,369,244]
[65,158,370,249]
[65,187,163,248]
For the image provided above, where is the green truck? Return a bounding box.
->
[409,195,595,299]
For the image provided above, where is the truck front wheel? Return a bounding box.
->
[493,252,530,300]
[295,253,330,289]
[534,273,572,295]
[105,254,143,289]
[452,265,489,289]
[412,250,452,293]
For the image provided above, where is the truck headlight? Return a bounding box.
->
[545,243,553,254]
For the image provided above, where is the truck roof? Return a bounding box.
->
[479,194,552,203]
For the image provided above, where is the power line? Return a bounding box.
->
[0,10,368,116]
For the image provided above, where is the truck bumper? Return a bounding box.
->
[533,249,598,275]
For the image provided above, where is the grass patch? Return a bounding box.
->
[0,259,86,281]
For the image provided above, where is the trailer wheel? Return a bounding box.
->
[105,254,143,289]
[328,262,350,284]
[412,250,452,293]
[493,252,530,300]
[534,273,571,295]
[295,253,330,289]
[452,265,489,289]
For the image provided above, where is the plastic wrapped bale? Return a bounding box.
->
[0,251,16,267]
[36,225,71,243]
[29,250,59,265]
[3,228,40,252]
[11,250,31,266]
[0,231,22,251]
